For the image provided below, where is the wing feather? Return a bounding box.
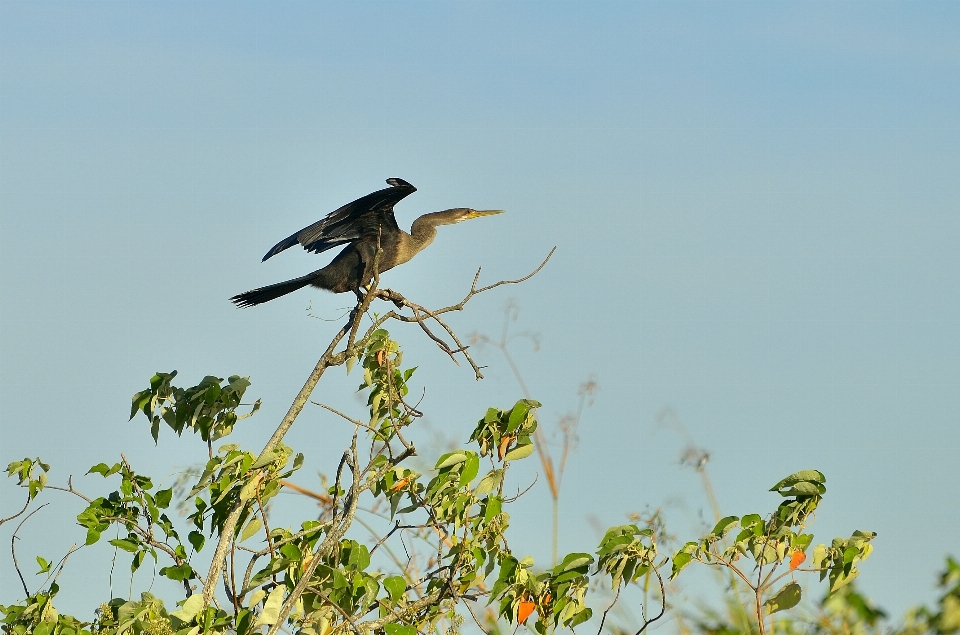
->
[262,178,416,262]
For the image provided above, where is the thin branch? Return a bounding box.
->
[313,402,367,428]
[345,589,444,635]
[374,247,556,379]
[597,584,623,635]
[0,494,30,528]
[202,304,359,606]
[369,520,403,556]
[704,548,757,591]
[45,479,93,503]
[305,585,363,635]
[266,434,362,635]
[502,474,539,503]
[49,543,79,586]
[256,488,277,574]
[635,566,667,635]
[464,600,491,635]
[471,247,556,296]
[11,503,48,596]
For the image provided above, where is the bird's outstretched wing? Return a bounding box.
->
[262,178,417,262]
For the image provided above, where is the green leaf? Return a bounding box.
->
[460,453,480,485]
[251,451,281,470]
[765,582,802,614]
[711,516,739,537]
[35,556,51,574]
[475,470,503,495]
[671,550,694,579]
[246,589,266,608]
[385,625,417,635]
[160,563,193,581]
[170,594,205,623]
[280,542,302,561]
[435,452,467,469]
[87,463,120,477]
[254,586,286,627]
[507,401,530,432]
[812,544,827,568]
[830,566,860,593]
[503,442,535,462]
[484,496,503,522]
[557,552,593,572]
[239,478,260,502]
[568,607,593,628]
[770,470,826,491]
[188,531,205,552]
[109,538,140,553]
[780,481,825,496]
[154,488,173,508]
[240,516,263,543]
[383,576,406,601]
[131,550,146,573]
[85,528,101,545]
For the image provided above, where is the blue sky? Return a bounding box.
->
[2,0,958,623]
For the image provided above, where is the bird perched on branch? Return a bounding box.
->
[231,178,503,307]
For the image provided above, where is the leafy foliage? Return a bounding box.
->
[130,371,260,443]
[0,324,889,635]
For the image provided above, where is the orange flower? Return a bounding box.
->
[790,549,806,570]
[389,477,410,492]
[517,600,536,624]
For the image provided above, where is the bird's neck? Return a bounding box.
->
[404,216,439,262]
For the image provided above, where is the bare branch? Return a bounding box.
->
[596,583,622,635]
[373,248,556,379]
[11,503,48,596]
[635,566,667,635]
[0,494,31,528]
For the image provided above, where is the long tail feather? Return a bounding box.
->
[230,274,314,307]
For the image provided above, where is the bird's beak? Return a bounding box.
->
[466,209,505,219]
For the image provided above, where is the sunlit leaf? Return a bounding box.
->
[170,594,205,623]
[765,582,802,614]
[240,516,263,543]
[254,586,286,627]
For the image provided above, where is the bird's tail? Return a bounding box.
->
[230,273,315,308]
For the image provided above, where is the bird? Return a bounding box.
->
[230,178,503,307]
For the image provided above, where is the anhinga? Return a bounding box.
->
[230,178,503,307]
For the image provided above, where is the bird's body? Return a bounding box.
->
[231,179,502,307]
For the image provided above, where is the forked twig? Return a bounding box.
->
[374,248,556,379]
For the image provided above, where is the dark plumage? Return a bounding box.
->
[231,178,503,307]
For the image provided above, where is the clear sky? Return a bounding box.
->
[2,0,958,624]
